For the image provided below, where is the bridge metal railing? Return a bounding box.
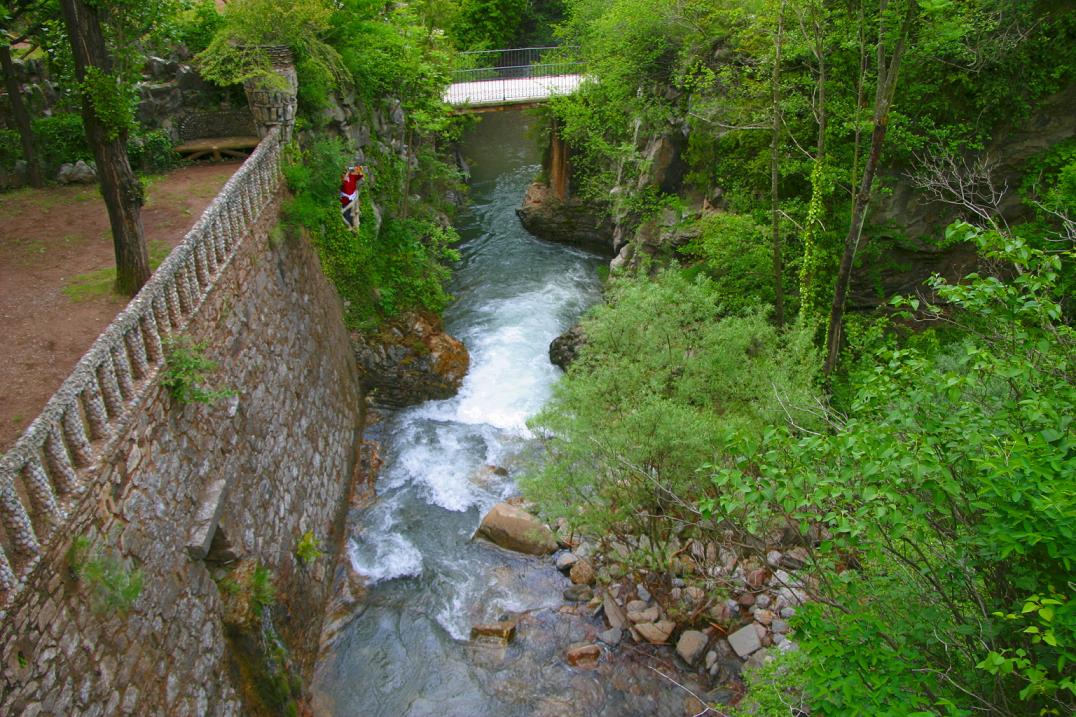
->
[447,46,583,106]
[0,126,284,616]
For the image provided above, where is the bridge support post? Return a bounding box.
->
[550,119,569,201]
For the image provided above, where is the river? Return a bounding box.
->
[311,110,706,717]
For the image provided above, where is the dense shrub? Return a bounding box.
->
[0,129,21,170]
[679,212,776,313]
[127,129,180,173]
[32,113,92,169]
[703,227,1075,715]
[522,271,820,565]
[174,0,225,55]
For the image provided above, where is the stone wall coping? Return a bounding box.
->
[0,126,284,615]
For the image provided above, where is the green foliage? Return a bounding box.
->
[174,0,225,55]
[328,0,454,126]
[8,113,176,176]
[281,137,459,331]
[127,129,180,172]
[0,129,20,169]
[450,0,528,50]
[161,335,233,405]
[705,227,1075,715]
[679,212,775,313]
[522,270,820,563]
[727,648,811,716]
[81,65,136,140]
[250,563,276,614]
[196,0,344,88]
[68,535,144,616]
[31,113,92,169]
[295,530,323,565]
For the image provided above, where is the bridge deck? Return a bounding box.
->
[445,74,583,108]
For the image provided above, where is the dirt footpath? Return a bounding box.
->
[0,162,241,452]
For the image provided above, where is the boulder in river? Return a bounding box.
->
[471,619,517,643]
[352,312,469,408]
[516,181,614,255]
[565,643,601,668]
[549,324,586,371]
[475,502,558,556]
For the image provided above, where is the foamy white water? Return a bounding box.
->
[317,109,606,717]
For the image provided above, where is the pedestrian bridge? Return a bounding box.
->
[445,46,584,111]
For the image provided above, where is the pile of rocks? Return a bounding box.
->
[472,501,809,685]
[547,526,810,678]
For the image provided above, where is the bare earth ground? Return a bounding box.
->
[0,162,240,452]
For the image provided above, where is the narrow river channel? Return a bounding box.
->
[312,110,706,717]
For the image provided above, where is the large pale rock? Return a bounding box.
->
[57,160,96,184]
[636,130,687,194]
[728,624,763,658]
[475,502,557,556]
[627,606,660,624]
[676,630,709,666]
[635,620,675,644]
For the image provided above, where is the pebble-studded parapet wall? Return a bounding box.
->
[0,128,365,715]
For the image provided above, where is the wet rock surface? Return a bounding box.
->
[516,182,614,255]
[351,312,469,408]
[549,324,586,371]
[476,502,559,556]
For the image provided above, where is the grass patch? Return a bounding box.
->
[62,239,172,302]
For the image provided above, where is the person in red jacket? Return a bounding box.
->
[340,165,365,227]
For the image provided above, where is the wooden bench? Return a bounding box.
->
[175,135,260,161]
[174,110,260,162]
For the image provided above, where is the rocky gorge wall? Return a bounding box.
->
[0,131,364,715]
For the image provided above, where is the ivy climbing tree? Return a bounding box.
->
[58,0,149,295]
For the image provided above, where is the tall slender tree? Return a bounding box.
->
[823,0,918,377]
[58,0,150,295]
[769,0,787,327]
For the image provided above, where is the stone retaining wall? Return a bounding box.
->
[0,128,365,715]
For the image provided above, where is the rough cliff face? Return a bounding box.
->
[531,82,1074,310]
[516,181,615,255]
[352,312,469,408]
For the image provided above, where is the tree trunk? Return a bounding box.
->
[770,0,786,328]
[823,0,917,377]
[58,0,149,296]
[0,43,43,187]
